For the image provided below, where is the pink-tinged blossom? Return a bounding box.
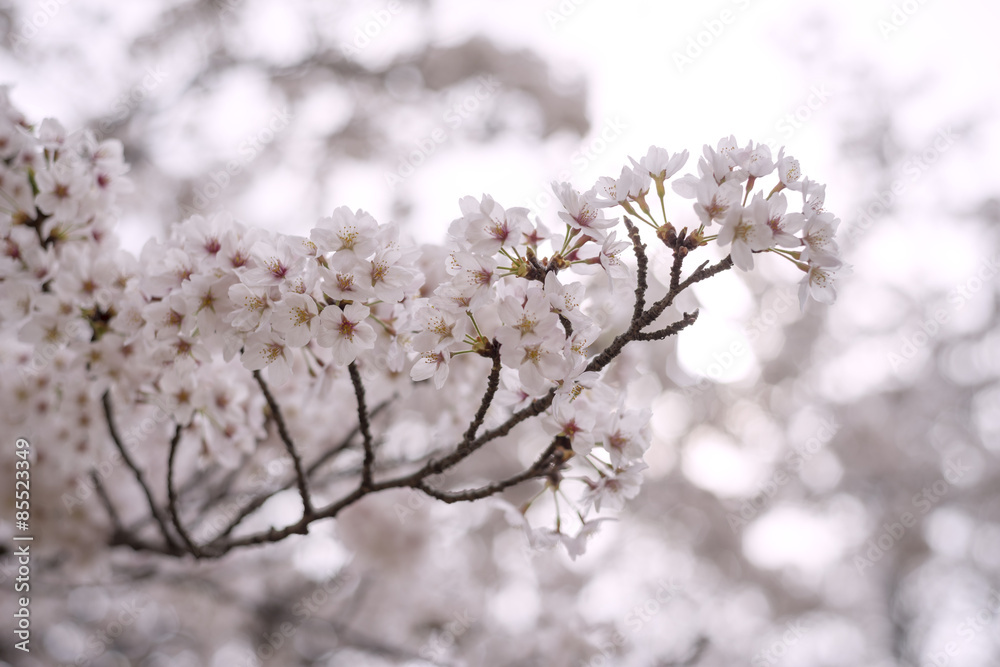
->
[311,206,378,267]
[799,257,848,309]
[748,191,800,248]
[271,293,320,347]
[37,117,67,151]
[412,303,467,353]
[496,285,562,348]
[316,302,376,365]
[672,177,743,227]
[596,230,632,288]
[446,251,497,310]
[776,149,804,191]
[801,178,827,217]
[592,167,640,209]
[503,335,568,396]
[560,518,615,560]
[144,292,194,340]
[34,163,87,221]
[731,140,775,178]
[318,259,376,302]
[694,140,744,185]
[542,396,596,456]
[242,237,305,291]
[182,273,237,339]
[226,282,273,333]
[581,462,648,512]
[603,408,652,468]
[552,182,617,240]
[410,350,451,388]
[544,272,589,329]
[158,367,208,425]
[630,146,689,183]
[799,212,842,265]
[178,212,235,264]
[366,245,413,303]
[141,244,196,297]
[241,330,294,385]
[450,194,530,254]
[717,204,775,271]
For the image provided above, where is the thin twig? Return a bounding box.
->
[348,362,375,490]
[624,217,648,323]
[634,311,700,341]
[167,424,201,557]
[91,470,124,536]
[101,390,180,554]
[306,398,391,477]
[417,440,561,503]
[205,401,391,545]
[254,370,314,517]
[462,342,502,442]
[669,246,686,295]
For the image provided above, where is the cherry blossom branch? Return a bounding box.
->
[91,470,125,537]
[118,249,711,559]
[624,217,648,321]
[202,400,390,546]
[462,341,502,442]
[348,361,375,490]
[101,390,181,554]
[166,424,201,557]
[254,369,314,517]
[634,311,701,341]
[103,241,722,561]
[416,438,563,503]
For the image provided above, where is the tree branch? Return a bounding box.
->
[254,370,314,517]
[167,424,201,557]
[348,361,375,491]
[624,216,648,323]
[416,439,561,503]
[101,390,181,554]
[462,341,502,442]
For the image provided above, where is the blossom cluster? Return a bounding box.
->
[0,86,842,559]
[593,139,847,307]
